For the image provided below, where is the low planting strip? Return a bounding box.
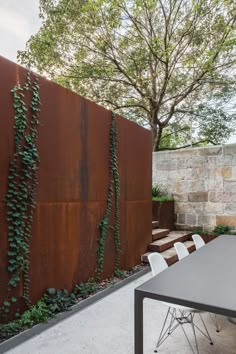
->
[0,267,150,354]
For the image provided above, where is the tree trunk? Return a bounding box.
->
[152,126,163,151]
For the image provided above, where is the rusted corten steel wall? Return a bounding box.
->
[0,56,152,305]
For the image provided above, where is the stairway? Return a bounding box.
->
[141,221,195,265]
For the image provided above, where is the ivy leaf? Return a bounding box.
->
[8,251,16,256]
[47,288,56,295]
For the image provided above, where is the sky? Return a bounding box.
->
[0,0,41,62]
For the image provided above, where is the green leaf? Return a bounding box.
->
[8,251,16,256]
[47,288,56,295]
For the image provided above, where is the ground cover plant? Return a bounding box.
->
[212,225,231,236]
[193,224,233,237]
[0,264,147,343]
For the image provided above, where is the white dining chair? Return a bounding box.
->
[148,252,213,353]
[192,234,205,250]
[174,241,220,333]
[174,241,189,260]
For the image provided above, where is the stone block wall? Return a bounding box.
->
[153,144,236,231]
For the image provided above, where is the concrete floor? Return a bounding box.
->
[5,272,236,354]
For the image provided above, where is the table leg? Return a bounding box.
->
[134,290,144,354]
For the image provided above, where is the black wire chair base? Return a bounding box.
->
[154,307,214,354]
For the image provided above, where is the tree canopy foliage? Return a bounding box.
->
[19,0,236,150]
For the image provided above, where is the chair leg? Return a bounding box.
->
[190,313,200,354]
[193,313,214,345]
[154,307,180,353]
[180,312,210,354]
[209,313,220,332]
[168,308,176,334]
[153,310,213,353]
[154,307,171,353]
[179,312,196,354]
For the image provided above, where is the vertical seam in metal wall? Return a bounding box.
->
[80,98,88,200]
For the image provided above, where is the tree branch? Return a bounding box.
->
[158,139,217,151]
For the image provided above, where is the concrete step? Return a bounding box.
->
[160,241,196,266]
[148,231,192,253]
[141,240,195,265]
[152,228,170,241]
[141,252,152,263]
[152,220,159,229]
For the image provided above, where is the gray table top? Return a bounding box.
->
[136,235,236,317]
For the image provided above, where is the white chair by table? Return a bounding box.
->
[192,234,205,250]
[173,241,189,260]
[174,241,220,333]
[148,252,214,353]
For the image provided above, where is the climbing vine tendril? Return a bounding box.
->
[1,72,40,316]
[96,113,120,280]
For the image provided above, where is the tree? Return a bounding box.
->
[19,0,236,151]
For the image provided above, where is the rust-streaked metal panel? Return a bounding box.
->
[0,56,152,311]
[29,202,107,302]
[29,203,81,302]
[125,201,152,268]
[76,201,108,282]
[0,203,11,305]
[0,57,17,201]
[152,200,174,230]
[116,115,128,203]
[86,100,111,201]
[117,116,152,201]
[37,82,83,202]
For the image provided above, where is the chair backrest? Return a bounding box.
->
[192,234,205,250]
[148,253,168,276]
[174,242,189,260]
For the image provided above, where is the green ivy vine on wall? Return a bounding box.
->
[1,72,40,316]
[96,112,121,280]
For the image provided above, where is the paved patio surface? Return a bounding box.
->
[5,272,236,354]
